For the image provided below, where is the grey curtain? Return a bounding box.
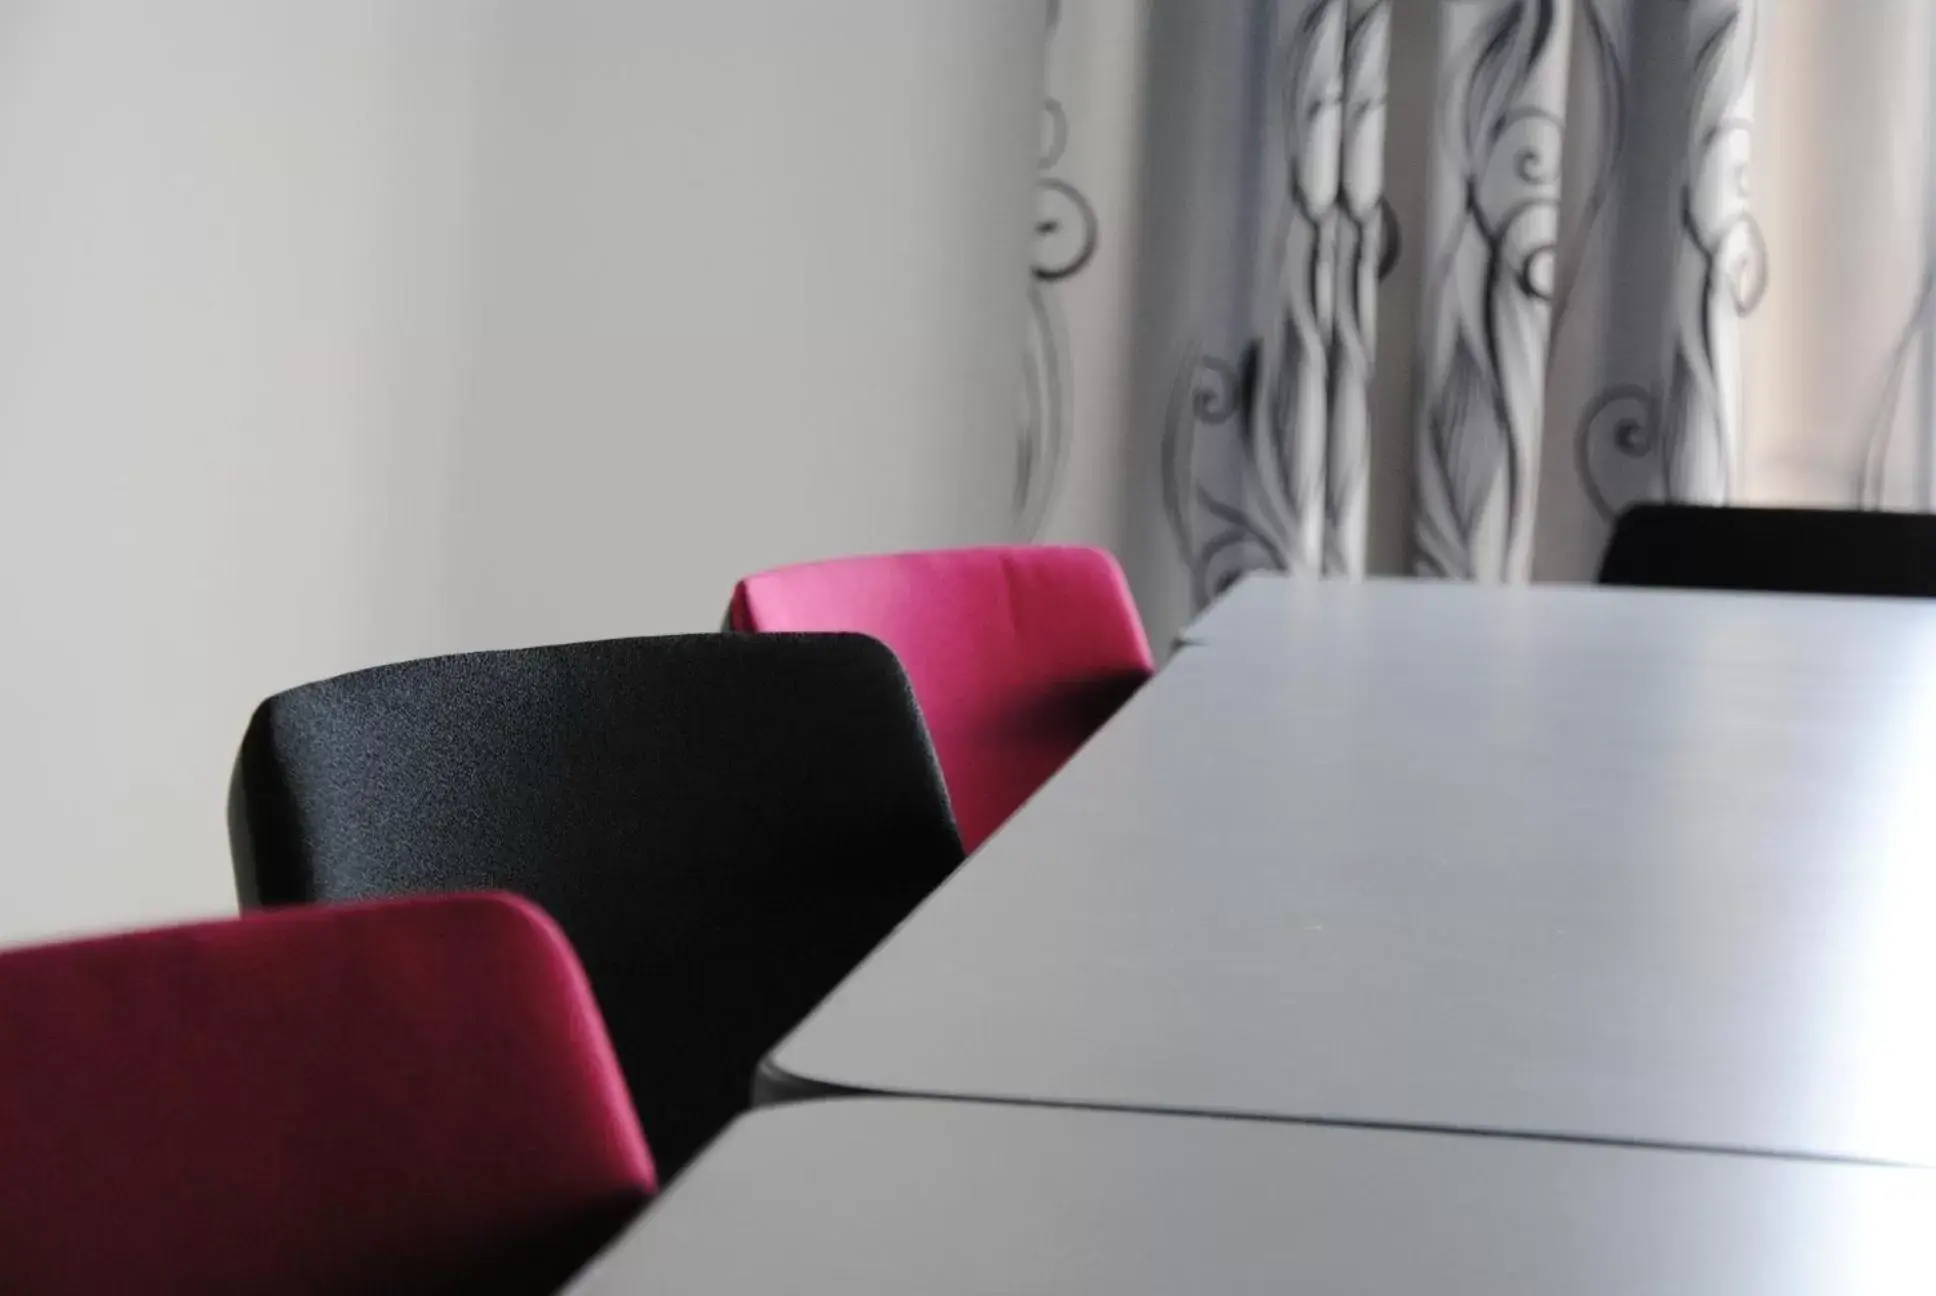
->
[1157,0,1394,601]
[1022,0,1936,646]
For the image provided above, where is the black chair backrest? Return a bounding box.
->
[231,632,963,1175]
[1598,504,1936,597]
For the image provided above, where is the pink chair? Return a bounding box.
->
[728,545,1154,852]
[0,893,655,1295]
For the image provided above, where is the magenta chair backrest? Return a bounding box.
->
[729,545,1155,852]
[0,894,655,1296]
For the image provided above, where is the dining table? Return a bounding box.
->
[759,577,1936,1167]
[563,575,1936,1292]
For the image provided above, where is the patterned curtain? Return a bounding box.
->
[1023,0,1936,646]
[1156,1,1393,602]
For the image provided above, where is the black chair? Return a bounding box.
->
[1598,504,1936,597]
[230,632,964,1177]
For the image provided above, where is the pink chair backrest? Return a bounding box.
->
[729,545,1154,851]
[0,893,655,1296]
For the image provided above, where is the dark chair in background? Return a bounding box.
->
[230,633,965,1176]
[728,545,1155,852]
[0,893,653,1296]
[1598,504,1936,597]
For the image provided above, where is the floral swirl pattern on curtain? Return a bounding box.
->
[1163,0,1394,603]
[1563,0,1765,527]
[1411,0,1571,581]
[1033,0,1934,645]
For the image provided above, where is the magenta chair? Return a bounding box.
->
[728,545,1155,852]
[0,894,655,1296]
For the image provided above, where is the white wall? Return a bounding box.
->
[0,1,1045,945]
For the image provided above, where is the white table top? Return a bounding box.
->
[1174,568,1301,645]
[566,1099,1936,1294]
[764,578,1936,1165]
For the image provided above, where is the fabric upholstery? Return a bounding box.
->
[231,633,963,1176]
[1599,504,1936,597]
[727,546,1155,852]
[0,893,653,1296]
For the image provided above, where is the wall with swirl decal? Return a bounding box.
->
[0,0,1046,945]
[1035,0,1936,647]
